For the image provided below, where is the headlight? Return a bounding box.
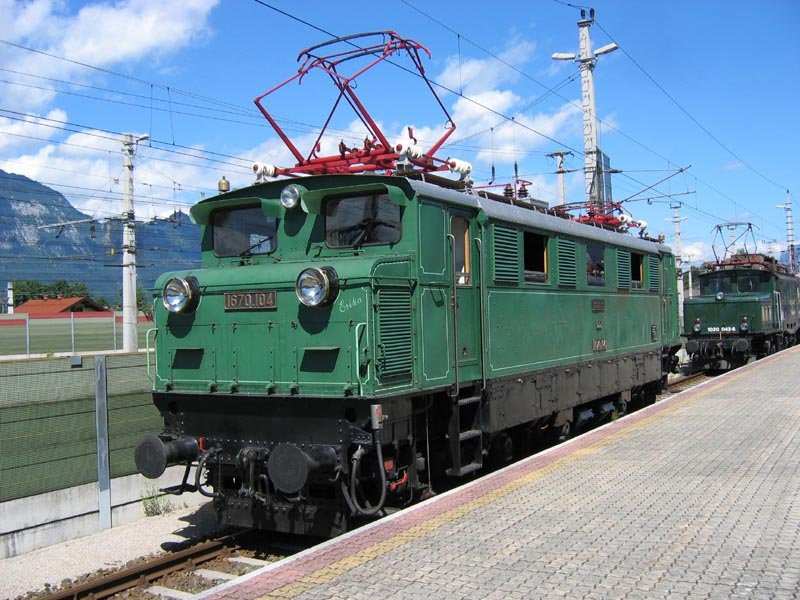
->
[715,291,725,301]
[162,276,201,314]
[692,319,701,333]
[740,317,749,331]
[296,267,339,307]
[280,184,302,209]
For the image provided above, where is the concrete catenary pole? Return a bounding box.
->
[777,191,796,274]
[552,9,618,210]
[121,133,148,352]
[670,202,687,323]
[547,150,573,206]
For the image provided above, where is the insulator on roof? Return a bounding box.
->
[503,184,514,199]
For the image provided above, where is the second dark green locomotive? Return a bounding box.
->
[683,254,799,369]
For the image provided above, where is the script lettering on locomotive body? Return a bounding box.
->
[592,338,607,352]
[339,296,364,313]
[224,290,277,310]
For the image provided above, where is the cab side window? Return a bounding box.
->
[451,216,470,285]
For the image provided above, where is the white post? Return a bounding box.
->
[6,281,13,314]
[95,355,112,529]
[121,134,147,352]
[671,204,687,324]
[548,150,573,206]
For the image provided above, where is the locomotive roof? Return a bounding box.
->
[406,177,671,256]
[199,174,670,256]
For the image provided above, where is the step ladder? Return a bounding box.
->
[446,393,484,477]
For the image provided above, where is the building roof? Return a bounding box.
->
[14,296,106,314]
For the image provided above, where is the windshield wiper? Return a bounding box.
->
[238,234,274,257]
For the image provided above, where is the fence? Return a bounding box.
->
[0,353,161,506]
[0,312,153,356]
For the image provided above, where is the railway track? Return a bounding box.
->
[665,369,716,394]
[41,531,313,600]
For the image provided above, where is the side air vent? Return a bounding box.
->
[377,288,413,380]
[649,256,660,291]
[493,225,519,283]
[557,238,577,287]
[617,249,631,289]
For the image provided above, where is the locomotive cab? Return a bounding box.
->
[137,176,430,535]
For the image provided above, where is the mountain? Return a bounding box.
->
[0,169,201,306]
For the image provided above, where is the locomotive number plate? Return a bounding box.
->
[224,290,277,311]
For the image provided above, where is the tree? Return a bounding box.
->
[137,285,154,317]
[12,280,92,305]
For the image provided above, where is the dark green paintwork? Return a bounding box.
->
[152,174,680,401]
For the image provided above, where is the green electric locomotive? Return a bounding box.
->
[134,32,681,536]
[683,253,799,369]
[134,172,681,535]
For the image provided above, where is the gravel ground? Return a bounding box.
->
[1,501,221,599]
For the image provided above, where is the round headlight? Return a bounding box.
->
[715,291,725,301]
[280,184,302,209]
[296,267,338,307]
[162,277,200,314]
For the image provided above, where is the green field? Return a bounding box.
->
[0,318,154,356]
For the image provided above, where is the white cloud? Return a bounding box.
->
[0,109,68,152]
[437,39,537,96]
[0,0,223,217]
[681,240,714,264]
[0,0,220,112]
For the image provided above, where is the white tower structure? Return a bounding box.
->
[777,191,796,274]
[121,133,148,352]
[552,8,618,209]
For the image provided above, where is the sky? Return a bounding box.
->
[1,0,798,266]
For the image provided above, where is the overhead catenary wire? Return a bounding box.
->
[1,5,790,243]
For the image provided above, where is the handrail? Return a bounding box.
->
[354,322,368,396]
[447,234,459,398]
[145,328,157,384]
[475,237,487,391]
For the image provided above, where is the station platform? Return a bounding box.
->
[200,345,800,600]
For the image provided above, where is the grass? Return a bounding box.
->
[0,318,153,356]
[140,483,175,517]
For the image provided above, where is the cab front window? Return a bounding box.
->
[212,206,277,257]
[700,273,733,295]
[325,193,401,248]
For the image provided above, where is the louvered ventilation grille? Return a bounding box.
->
[617,250,631,289]
[377,288,413,379]
[558,239,577,287]
[493,225,519,283]
[649,256,660,291]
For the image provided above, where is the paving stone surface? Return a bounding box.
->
[200,347,800,600]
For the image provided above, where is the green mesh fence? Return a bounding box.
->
[0,354,163,502]
[0,314,154,356]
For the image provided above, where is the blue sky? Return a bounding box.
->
[1,0,797,265]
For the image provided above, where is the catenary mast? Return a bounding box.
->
[552,8,618,210]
